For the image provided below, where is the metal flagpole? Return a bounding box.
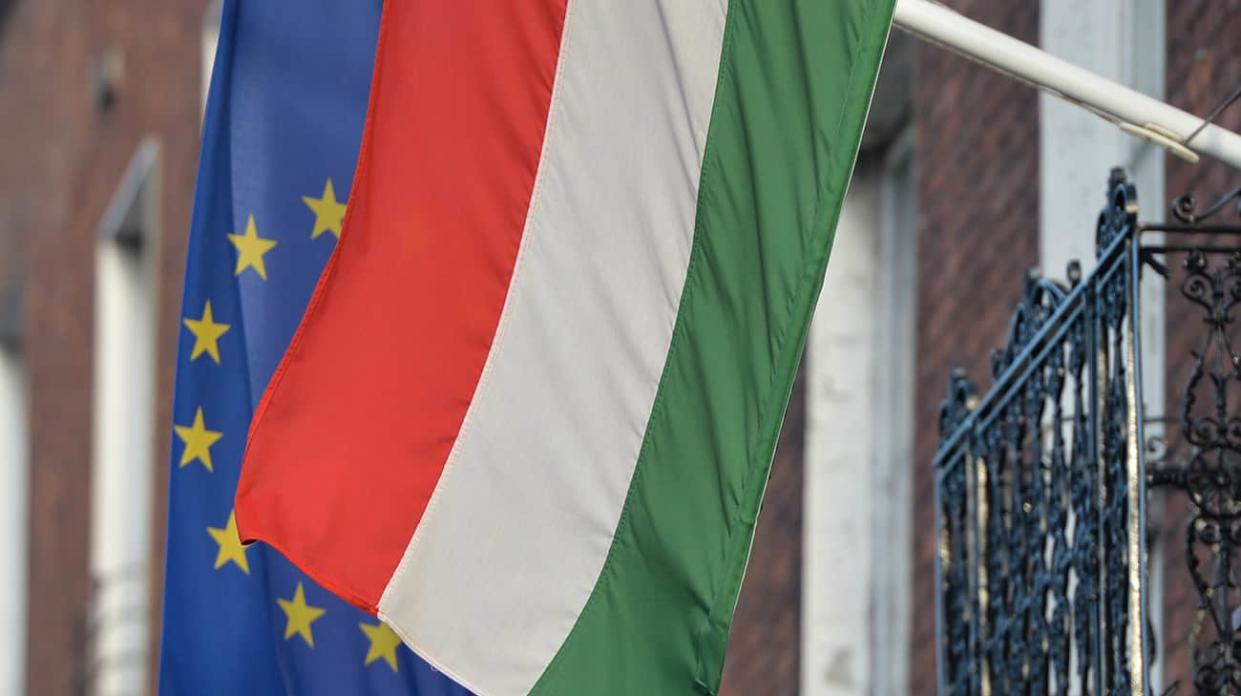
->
[893,0,1241,171]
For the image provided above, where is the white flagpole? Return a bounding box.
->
[893,0,1241,171]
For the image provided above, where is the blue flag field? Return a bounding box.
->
[158,2,467,693]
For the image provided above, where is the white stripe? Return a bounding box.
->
[376,1,728,693]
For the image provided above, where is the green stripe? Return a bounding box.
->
[532,1,893,693]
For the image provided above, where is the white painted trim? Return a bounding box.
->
[89,140,161,696]
[803,162,879,696]
[871,132,916,696]
[201,0,222,122]
[0,347,28,696]
[802,129,916,696]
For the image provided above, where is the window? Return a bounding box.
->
[89,138,160,696]
[0,282,27,696]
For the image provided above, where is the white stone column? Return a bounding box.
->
[1039,0,1165,688]
[89,140,160,696]
[802,137,916,695]
[1040,0,1164,277]
[803,165,879,696]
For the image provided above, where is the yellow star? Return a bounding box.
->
[206,510,249,574]
[278,582,326,648]
[228,215,277,280]
[182,300,230,364]
[359,620,402,672]
[303,178,348,240]
[174,407,222,472]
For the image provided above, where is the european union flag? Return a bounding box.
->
[159,2,469,693]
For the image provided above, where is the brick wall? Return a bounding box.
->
[1160,0,1241,688]
[909,0,1041,690]
[0,1,207,693]
[0,5,94,693]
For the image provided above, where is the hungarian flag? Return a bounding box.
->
[235,0,894,693]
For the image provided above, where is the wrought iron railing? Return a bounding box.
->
[1145,188,1241,695]
[934,169,1241,695]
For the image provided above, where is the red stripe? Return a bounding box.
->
[235,0,567,612]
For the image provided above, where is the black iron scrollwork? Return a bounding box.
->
[1171,188,1241,225]
[934,171,1146,694]
[989,270,1070,380]
[935,167,1241,695]
[1149,247,1241,694]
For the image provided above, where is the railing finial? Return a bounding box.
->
[1097,168,1137,257]
[938,368,976,443]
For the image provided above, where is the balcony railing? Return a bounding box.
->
[935,169,1241,695]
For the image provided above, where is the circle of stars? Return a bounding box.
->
[175,178,405,670]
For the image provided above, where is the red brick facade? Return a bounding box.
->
[910,0,1041,690]
[1159,0,1241,687]
[0,1,207,693]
